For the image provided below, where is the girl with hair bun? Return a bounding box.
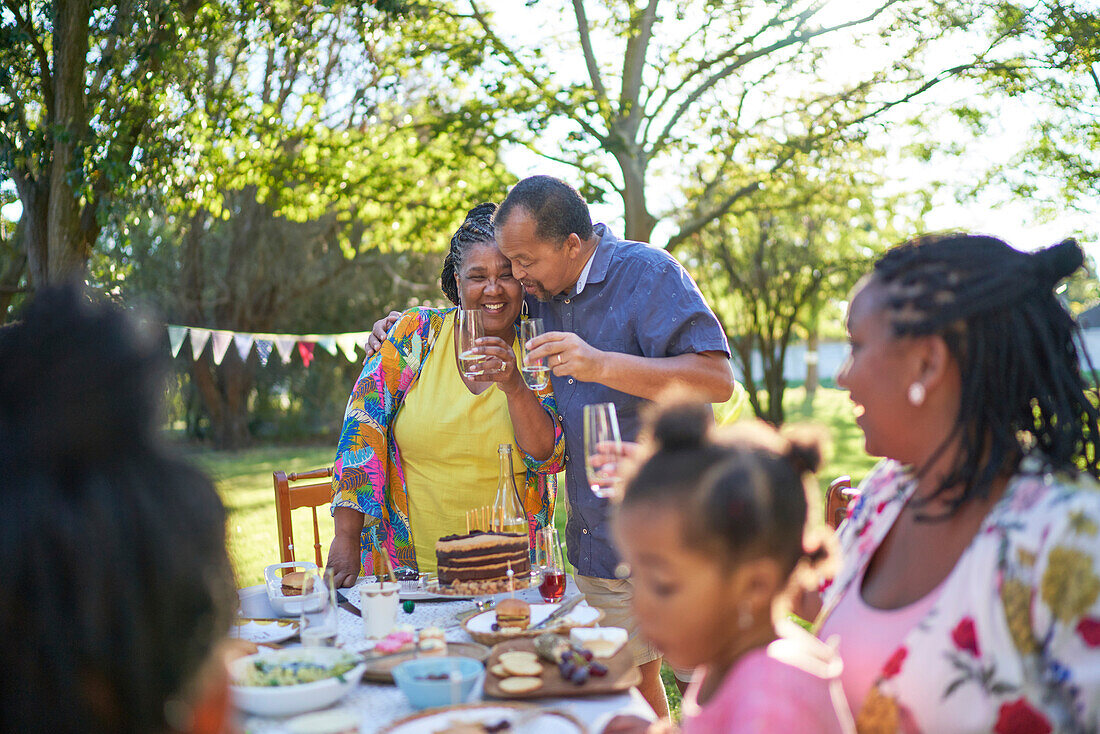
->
[609,402,854,734]
[821,234,1100,732]
[328,203,564,583]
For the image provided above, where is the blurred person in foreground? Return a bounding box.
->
[0,285,237,734]
[818,234,1100,732]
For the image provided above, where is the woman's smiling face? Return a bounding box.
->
[456,240,524,340]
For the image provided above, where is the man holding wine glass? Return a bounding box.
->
[365,177,734,718]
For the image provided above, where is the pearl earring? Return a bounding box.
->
[738,605,753,630]
[907,382,926,407]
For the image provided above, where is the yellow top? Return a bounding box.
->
[393,311,527,573]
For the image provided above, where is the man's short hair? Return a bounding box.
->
[494,175,594,245]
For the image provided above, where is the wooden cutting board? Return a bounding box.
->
[482,638,640,700]
[361,642,490,683]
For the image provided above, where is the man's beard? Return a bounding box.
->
[524,280,553,302]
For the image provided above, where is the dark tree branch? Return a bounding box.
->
[650,1,901,155]
[572,0,607,102]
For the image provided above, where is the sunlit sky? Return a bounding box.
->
[487,1,1098,261]
[2,1,1095,261]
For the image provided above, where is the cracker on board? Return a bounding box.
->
[497,676,543,694]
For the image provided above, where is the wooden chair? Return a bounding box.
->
[825,474,861,530]
[273,466,334,568]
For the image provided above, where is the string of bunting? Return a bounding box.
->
[165,324,371,367]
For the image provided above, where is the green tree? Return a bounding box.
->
[442,0,1012,247]
[98,0,512,448]
[684,152,905,425]
[0,0,212,296]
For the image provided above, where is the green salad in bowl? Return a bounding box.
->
[237,652,359,687]
[230,647,367,717]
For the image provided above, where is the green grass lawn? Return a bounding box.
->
[191,385,872,719]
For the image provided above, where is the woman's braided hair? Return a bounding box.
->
[440,202,498,306]
[870,233,1100,513]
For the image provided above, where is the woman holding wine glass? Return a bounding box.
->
[326,203,565,586]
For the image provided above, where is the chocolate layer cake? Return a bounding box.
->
[436,531,530,585]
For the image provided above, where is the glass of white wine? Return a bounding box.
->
[457,309,487,378]
[519,318,549,390]
[584,402,622,499]
[299,569,339,647]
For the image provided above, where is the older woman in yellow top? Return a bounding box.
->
[326,203,565,586]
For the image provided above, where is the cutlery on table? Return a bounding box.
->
[529,594,584,630]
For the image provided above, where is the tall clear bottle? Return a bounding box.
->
[493,443,528,536]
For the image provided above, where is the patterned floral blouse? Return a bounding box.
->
[331,307,565,576]
[818,456,1100,734]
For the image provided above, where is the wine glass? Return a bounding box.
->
[535,526,567,603]
[584,402,622,499]
[519,318,549,390]
[457,309,487,378]
[299,569,339,647]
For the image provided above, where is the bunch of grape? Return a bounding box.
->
[558,647,609,685]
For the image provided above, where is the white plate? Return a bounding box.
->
[464,602,600,634]
[231,617,299,644]
[379,704,584,734]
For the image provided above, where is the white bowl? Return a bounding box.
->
[264,562,327,616]
[230,647,366,717]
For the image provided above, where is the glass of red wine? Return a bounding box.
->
[536,526,567,603]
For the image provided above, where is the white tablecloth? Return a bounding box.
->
[236,578,654,733]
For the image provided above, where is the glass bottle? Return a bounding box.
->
[493,444,528,536]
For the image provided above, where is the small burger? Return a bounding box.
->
[281,571,314,596]
[495,598,531,630]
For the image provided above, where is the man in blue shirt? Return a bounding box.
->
[365,176,734,717]
[494,176,733,716]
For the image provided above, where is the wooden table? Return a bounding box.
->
[236,577,654,733]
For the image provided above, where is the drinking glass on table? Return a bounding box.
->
[519,318,549,390]
[299,569,339,647]
[584,402,622,499]
[457,308,488,378]
[535,525,567,603]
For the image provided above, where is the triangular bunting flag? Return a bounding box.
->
[274,337,296,365]
[234,333,254,362]
[255,339,273,366]
[168,326,188,358]
[336,334,359,362]
[298,341,316,368]
[211,331,233,365]
[190,328,211,361]
[354,331,370,349]
[317,337,338,356]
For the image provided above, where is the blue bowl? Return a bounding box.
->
[391,656,484,710]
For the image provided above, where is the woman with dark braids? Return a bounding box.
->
[817,234,1100,733]
[326,203,564,585]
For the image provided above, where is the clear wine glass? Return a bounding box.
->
[584,402,622,499]
[456,309,487,378]
[519,318,549,390]
[299,569,339,647]
[535,526,567,603]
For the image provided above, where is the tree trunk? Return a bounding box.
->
[0,216,28,322]
[190,355,254,450]
[611,148,656,243]
[46,0,92,282]
[804,326,819,410]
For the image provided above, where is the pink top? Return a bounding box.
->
[680,622,854,734]
[818,561,943,716]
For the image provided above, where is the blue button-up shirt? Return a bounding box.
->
[528,224,730,578]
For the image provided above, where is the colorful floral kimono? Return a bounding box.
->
[818,456,1100,734]
[331,307,565,575]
